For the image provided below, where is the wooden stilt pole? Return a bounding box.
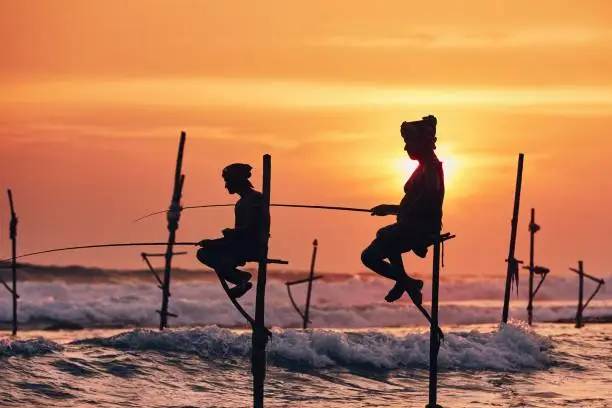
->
[284,240,323,328]
[502,153,524,324]
[569,262,605,328]
[302,239,318,329]
[8,190,18,335]
[428,237,442,408]
[159,131,186,330]
[576,260,584,328]
[427,233,455,408]
[253,154,271,408]
[582,277,605,312]
[286,273,323,327]
[527,208,537,325]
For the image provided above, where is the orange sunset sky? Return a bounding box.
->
[1,1,611,280]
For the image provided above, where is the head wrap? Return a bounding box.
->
[400,115,437,149]
[222,163,253,181]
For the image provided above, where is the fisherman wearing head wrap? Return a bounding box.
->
[196,163,263,298]
[361,115,445,304]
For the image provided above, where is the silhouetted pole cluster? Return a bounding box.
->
[159,131,187,330]
[569,261,605,328]
[502,153,524,324]
[285,239,323,329]
[0,190,20,335]
[428,232,455,408]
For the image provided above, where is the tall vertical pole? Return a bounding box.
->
[576,260,584,328]
[428,238,442,408]
[527,208,535,326]
[302,239,318,329]
[7,190,18,335]
[502,153,524,323]
[253,154,271,408]
[159,131,186,330]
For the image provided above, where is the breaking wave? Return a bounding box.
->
[75,323,551,372]
[1,277,609,329]
[0,337,63,357]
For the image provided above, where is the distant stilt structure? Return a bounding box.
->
[285,239,323,329]
[158,131,187,330]
[253,154,272,408]
[502,153,524,324]
[569,261,605,328]
[522,208,550,325]
[141,251,188,290]
[0,190,20,335]
[427,232,455,408]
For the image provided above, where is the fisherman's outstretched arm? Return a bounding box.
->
[370,204,400,216]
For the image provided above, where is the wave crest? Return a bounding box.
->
[0,337,63,357]
[74,323,551,372]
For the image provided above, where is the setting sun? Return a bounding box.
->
[392,144,464,195]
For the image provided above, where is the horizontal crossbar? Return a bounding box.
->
[267,258,289,265]
[241,258,289,265]
[534,266,550,275]
[521,265,550,275]
[569,268,605,284]
[156,310,178,318]
[141,252,187,257]
[431,232,456,243]
[286,275,324,286]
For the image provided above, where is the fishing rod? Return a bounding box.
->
[133,203,372,223]
[0,242,200,263]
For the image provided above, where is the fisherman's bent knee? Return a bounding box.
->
[376,223,406,240]
[376,225,393,239]
[196,247,216,268]
[361,244,381,269]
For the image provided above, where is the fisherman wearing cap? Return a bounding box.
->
[197,163,263,298]
[361,115,445,304]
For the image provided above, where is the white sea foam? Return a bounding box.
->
[74,323,550,372]
[0,337,63,357]
[0,276,609,329]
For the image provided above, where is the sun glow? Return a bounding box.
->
[392,144,464,194]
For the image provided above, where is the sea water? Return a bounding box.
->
[1,273,611,407]
[1,324,611,407]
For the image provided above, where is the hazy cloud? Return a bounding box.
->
[4,78,612,111]
[312,27,612,49]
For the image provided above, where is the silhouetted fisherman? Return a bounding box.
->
[361,115,445,304]
[197,163,262,298]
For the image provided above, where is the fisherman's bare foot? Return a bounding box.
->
[235,269,252,282]
[228,281,252,299]
[405,279,424,306]
[384,282,405,302]
[385,279,423,304]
